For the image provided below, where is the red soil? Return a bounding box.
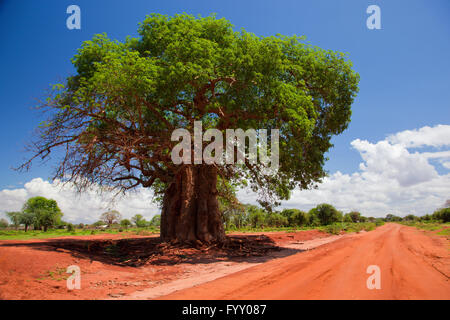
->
[161,223,450,300]
[0,224,448,300]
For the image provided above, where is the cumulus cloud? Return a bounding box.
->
[0,178,160,223]
[1,125,449,222]
[239,124,450,217]
[350,139,438,186]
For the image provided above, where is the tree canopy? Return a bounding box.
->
[21,13,359,206]
[100,210,121,226]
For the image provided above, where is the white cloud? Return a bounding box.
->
[1,125,449,222]
[387,124,450,148]
[239,124,450,217]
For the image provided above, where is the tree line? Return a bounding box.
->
[222,203,450,229]
[2,197,448,231]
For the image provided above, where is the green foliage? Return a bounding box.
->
[6,211,21,229]
[347,211,361,223]
[92,220,104,227]
[403,214,418,221]
[22,196,63,232]
[100,210,122,226]
[266,213,288,227]
[0,218,8,229]
[120,219,132,228]
[150,214,161,227]
[20,211,36,231]
[290,209,309,227]
[24,13,359,209]
[131,214,148,227]
[67,223,75,232]
[322,222,376,235]
[385,214,402,222]
[432,208,450,222]
[343,213,353,223]
[247,206,266,228]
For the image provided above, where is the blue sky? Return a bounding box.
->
[0,0,449,221]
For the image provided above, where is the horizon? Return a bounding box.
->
[1,0,449,223]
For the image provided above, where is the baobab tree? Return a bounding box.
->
[19,14,359,243]
[100,210,121,227]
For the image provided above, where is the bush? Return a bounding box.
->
[67,223,75,232]
[0,219,8,229]
[432,208,450,222]
[309,204,341,225]
[325,223,343,235]
[266,213,288,227]
[291,210,309,227]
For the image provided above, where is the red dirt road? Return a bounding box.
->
[161,223,450,300]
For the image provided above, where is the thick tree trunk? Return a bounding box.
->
[161,165,225,243]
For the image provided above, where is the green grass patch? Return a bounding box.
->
[436,228,450,236]
[0,227,159,240]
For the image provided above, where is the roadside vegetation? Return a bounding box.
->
[1,197,161,240]
[394,207,450,237]
[2,197,448,239]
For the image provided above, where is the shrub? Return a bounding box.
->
[432,208,450,222]
[310,204,341,225]
[291,210,309,227]
[0,219,8,229]
[325,223,343,235]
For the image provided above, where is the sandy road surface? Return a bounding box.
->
[161,223,450,300]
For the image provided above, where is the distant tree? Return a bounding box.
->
[78,223,85,229]
[280,209,300,226]
[347,211,361,223]
[290,210,309,227]
[100,210,122,226]
[432,208,450,223]
[131,214,147,227]
[18,14,359,243]
[403,214,417,221]
[150,215,161,227]
[247,206,266,228]
[359,215,368,222]
[19,211,36,232]
[310,204,340,225]
[37,210,61,232]
[22,197,63,232]
[6,211,21,229]
[120,219,131,229]
[343,213,353,223]
[92,220,104,227]
[266,213,288,227]
[385,213,402,222]
[0,218,8,229]
[67,223,75,232]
